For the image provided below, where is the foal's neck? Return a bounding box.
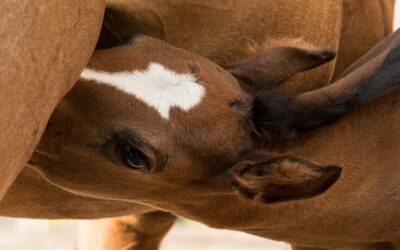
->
[285,90,400,171]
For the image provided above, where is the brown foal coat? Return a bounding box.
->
[0,1,395,250]
[1,30,399,249]
[0,0,392,203]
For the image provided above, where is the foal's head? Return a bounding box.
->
[30,36,340,205]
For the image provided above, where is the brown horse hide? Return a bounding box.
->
[1,29,399,249]
[0,0,104,200]
[100,0,394,92]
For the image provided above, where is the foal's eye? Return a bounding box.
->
[117,143,149,171]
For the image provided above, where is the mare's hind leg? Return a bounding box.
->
[78,211,177,250]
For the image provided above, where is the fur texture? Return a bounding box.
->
[1,33,399,250]
[231,153,341,203]
[0,0,104,200]
[252,39,400,148]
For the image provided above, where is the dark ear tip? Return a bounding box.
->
[325,165,342,176]
[319,49,337,61]
[320,164,342,190]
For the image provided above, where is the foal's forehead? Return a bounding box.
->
[80,62,205,120]
[78,37,248,137]
[78,53,250,160]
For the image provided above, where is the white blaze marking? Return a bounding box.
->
[80,63,205,119]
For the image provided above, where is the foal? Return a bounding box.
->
[2,30,400,249]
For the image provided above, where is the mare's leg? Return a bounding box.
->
[78,212,177,250]
[0,0,104,200]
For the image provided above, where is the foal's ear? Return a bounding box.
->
[231,154,341,204]
[228,47,336,93]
